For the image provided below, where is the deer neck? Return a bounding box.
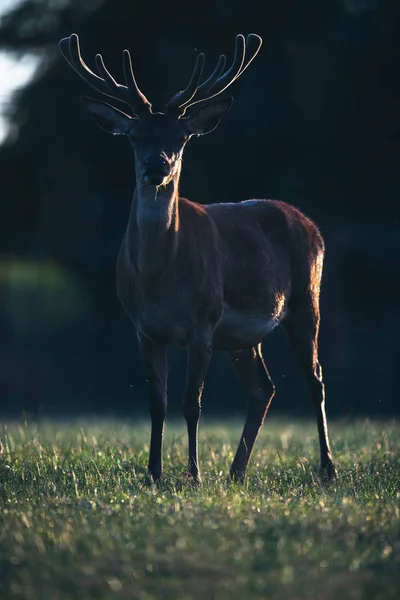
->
[127,171,180,275]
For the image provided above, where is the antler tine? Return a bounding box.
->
[177,34,262,114]
[193,34,261,100]
[165,53,205,110]
[234,33,263,80]
[189,34,245,105]
[166,54,226,111]
[93,53,130,105]
[59,34,126,102]
[194,54,227,96]
[58,33,152,115]
[122,50,152,114]
[171,35,245,114]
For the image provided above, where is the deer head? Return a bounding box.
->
[59,33,262,188]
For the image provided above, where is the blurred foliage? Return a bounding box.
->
[0,0,106,50]
[0,0,398,415]
[0,259,88,336]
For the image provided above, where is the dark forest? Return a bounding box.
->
[0,0,398,418]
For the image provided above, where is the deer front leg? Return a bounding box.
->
[138,334,167,482]
[182,334,212,484]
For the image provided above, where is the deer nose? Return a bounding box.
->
[143,156,170,186]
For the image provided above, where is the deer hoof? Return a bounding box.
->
[227,470,246,484]
[145,471,161,487]
[321,461,337,484]
[182,470,202,488]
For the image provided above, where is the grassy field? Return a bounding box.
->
[0,418,399,600]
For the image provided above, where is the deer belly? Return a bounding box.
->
[213,306,284,351]
[137,310,194,347]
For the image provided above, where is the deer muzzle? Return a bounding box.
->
[143,156,170,187]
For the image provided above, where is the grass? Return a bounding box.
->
[0,418,399,600]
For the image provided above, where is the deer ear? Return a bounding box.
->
[182,97,234,136]
[81,97,137,135]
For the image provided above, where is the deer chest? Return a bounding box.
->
[119,276,221,347]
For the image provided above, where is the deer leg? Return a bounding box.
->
[182,335,212,483]
[281,301,336,481]
[229,345,275,481]
[138,334,167,482]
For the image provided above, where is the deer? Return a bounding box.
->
[59,32,336,485]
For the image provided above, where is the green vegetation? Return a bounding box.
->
[0,418,399,599]
[0,259,89,335]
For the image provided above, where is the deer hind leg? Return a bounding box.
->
[138,334,167,483]
[281,296,336,482]
[229,345,275,481]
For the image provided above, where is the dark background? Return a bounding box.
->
[0,0,398,419]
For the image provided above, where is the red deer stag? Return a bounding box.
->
[59,33,336,484]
